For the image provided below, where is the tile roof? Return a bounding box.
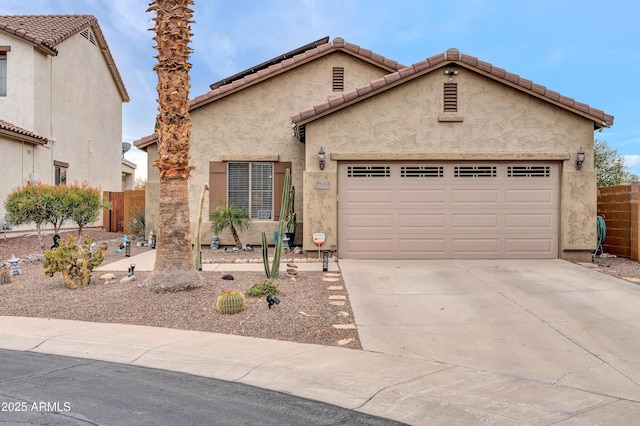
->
[0,119,49,144]
[137,36,405,149]
[190,37,404,110]
[0,15,129,102]
[291,47,614,134]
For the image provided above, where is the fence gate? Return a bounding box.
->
[103,191,124,233]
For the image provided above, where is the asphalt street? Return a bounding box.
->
[0,349,406,425]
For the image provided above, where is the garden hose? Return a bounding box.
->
[595,215,607,256]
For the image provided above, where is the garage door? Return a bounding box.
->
[338,162,559,259]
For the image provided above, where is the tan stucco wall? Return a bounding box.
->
[302,67,596,259]
[145,51,393,246]
[0,29,125,233]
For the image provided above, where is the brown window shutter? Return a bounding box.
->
[209,162,227,212]
[332,67,344,91]
[273,162,291,221]
[443,82,457,112]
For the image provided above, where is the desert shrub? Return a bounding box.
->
[246,279,281,297]
[43,234,104,289]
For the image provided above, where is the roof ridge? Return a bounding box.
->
[192,36,403,109]
[291,47,614,128]
[0,15,97,53]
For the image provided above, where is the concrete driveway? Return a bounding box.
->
[340,259,640,403]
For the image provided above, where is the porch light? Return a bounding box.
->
[318,146,326,170]
[576,147,585,170]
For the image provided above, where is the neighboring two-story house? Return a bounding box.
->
[136,37,613,261]
[0,15,129,231]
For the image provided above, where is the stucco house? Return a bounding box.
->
[136,37,613,262]
[0,15,130,231]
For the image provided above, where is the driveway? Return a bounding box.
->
[340,259,640,402]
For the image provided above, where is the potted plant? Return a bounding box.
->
[210,204,252,249]
[284,185,296,248]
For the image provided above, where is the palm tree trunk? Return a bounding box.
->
[231,225,242,248]
[145,0,201,292]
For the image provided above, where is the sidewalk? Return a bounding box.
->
[94,249,340,272]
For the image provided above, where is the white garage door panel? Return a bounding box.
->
[339,162,559,259]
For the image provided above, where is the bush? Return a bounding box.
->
[246,279,281,297]
[43,234,104,289]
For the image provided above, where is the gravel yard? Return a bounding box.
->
[0,230,361,349]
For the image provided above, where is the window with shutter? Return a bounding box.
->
[227,162,273,219]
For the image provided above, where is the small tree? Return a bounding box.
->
[595,139,639,187]
[210,204,252,249]
[4,183,50,249]
[68,183,108,235]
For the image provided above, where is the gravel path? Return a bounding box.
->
[0,230,361,349]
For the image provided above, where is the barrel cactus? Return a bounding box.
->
[216,290,246,314]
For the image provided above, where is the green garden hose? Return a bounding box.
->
[595,215,607,256]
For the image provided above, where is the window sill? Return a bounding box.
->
[438,115,463,122]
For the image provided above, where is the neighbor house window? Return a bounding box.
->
[54,161,68,185]
[228,162,273,219]
[0,50,8,97]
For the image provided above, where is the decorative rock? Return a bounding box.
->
[332,324,356,329]
[99,273,116,280]
[234,259,249,263]
[120,275,136,283]
[293,247,302,254]
[286,263,298,268]
[286,269,298,275]
[222,274,234,280]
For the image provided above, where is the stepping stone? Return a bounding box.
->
[327,286,343,290]
[329,295,346,300]
[333,324,356,330]
[322,277,340,282]
[336,311,349,317]
[337,338,355,346]
[623,277,640,283]
[324,273,341,277]
[330,301,345,306]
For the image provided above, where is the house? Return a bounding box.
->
[0,15,129,231]
[136,38,613,262]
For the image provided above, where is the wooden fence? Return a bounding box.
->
[103,190,145,234]
[597,183,640,260]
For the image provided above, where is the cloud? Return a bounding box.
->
[624,155,640,168]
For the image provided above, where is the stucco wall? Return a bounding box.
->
[145,51,393,247]
[302,67,596,260]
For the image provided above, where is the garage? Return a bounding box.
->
[338,161,559,259]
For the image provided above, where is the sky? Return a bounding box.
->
[1,0,639,179]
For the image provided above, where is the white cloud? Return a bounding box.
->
[624,155,640,168]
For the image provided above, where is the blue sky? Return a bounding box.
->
[1,0,639,180]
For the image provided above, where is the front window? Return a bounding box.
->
[228,162,273,219]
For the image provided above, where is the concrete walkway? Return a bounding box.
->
[2,255,640,424]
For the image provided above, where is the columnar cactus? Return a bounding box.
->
[216,290,246,314]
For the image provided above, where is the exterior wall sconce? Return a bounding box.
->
[576,147,585,170]
[318,146,326,170]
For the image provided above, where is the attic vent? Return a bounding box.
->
[454,165,496,178]
[401,166,443,178]
[332,67,344,91]
[347,165,390,178]
[507,165,550,178]
[443,82,457,112]
[80,29,97,46]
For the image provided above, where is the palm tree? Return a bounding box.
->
[210,204,252,249]
[145,0,202,292]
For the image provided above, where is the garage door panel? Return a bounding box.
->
[452,238,499,253]
[452,213,499,228]
[505,213,553,228]
[398,213,446,229]
[505,189,553,204]
[339,162,558,259]
[398,189,446,204]
[451,189,499,204]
